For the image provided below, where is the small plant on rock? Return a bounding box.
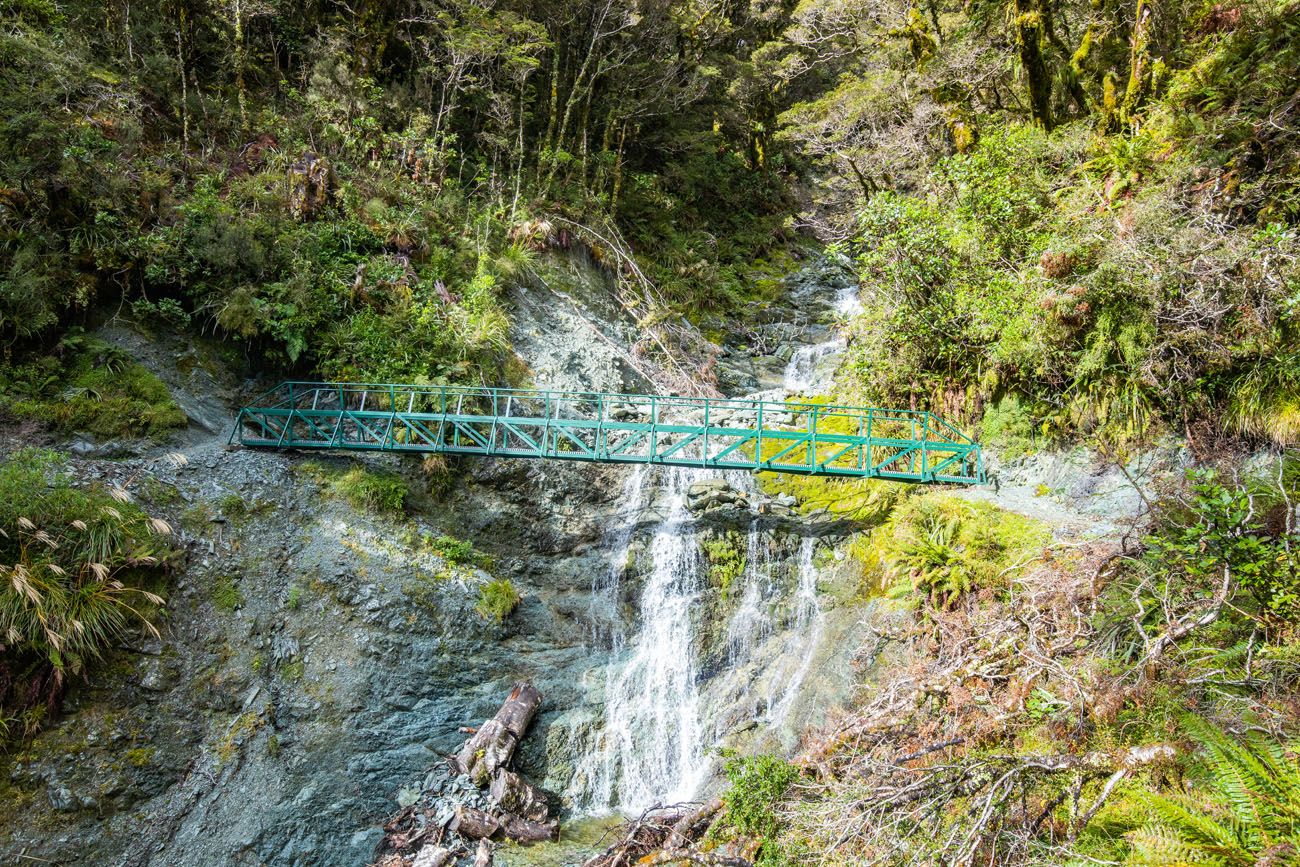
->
[475,578,521,624]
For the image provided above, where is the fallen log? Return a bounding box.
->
[500,813,559,843]
[490,769,552,823]
[452,806,501,840]
[666,798,722,850]
[453,682,542,785]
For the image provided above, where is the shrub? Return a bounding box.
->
[427,533,489,568]
[722,754,798,839]
[475,578,520,624]
[0,451,171,731]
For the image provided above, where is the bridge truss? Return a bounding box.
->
[231,382,984,485]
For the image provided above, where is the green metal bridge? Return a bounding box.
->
[231,382,984,484]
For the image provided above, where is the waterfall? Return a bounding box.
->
[579,468,710,813]
[765,536,825,725]
[724,521,774,666]
[589,465,650,649]
[783,342,842,394]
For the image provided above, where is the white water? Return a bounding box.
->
[765,537,826,725]
[567,274,854,814]
[588,465,651,649]
[782,281,863,395]
[724,521,775,666]
[579,469,711,813]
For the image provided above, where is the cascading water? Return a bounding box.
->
[782,281,863,395]
[724,522,774,665]
[588,465,650,650]
[577,469,710,813]
[567,266,853,816]
[765,536,825,725]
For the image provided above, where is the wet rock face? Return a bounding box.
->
[0,445,635,867]
[0,251,872,866]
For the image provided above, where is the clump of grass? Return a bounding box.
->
[475,578,521,624]
[217,493,276,525]
[0,449,172,735]
[298,460,409,515]
[210,576,243,612]
[1226,350,1300,447]
[1,333,187,440]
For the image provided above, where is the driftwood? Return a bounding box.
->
[490,769,551,823]
[500,813,559,843]
[453,682,542,785]
[451,806,501,840]
[667,798,722,849]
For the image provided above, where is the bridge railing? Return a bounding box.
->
[233,382,984,484]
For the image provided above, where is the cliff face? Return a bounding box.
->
[0,252,873,866]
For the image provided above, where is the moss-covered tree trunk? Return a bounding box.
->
[1122,0,1158,126]
[1013,0,1054,130]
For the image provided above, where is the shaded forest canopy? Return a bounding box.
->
[3,0,1298,449]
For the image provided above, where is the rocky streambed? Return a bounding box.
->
[0,252,876,866]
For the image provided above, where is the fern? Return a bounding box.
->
[1125,719,1300,866]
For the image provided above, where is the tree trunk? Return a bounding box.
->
[1121,0,1156,126]
[452,806,501,840]
[500,813,559,843]
[452,682,542,785]
[490,770,551,823]
[1012,0,1054,129]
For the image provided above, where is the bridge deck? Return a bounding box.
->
[231,383,984,484]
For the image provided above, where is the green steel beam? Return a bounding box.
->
[231,382,985,485]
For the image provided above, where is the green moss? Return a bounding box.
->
[1,334,186,440]
[124,747,154,767]
[475,578,521,624]
[702,534,746,597]
[280,660,305,681]
[758,471,905,524]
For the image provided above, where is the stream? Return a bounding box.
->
[560,274,861,816]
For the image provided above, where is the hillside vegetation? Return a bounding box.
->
[1,0,1299,864]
